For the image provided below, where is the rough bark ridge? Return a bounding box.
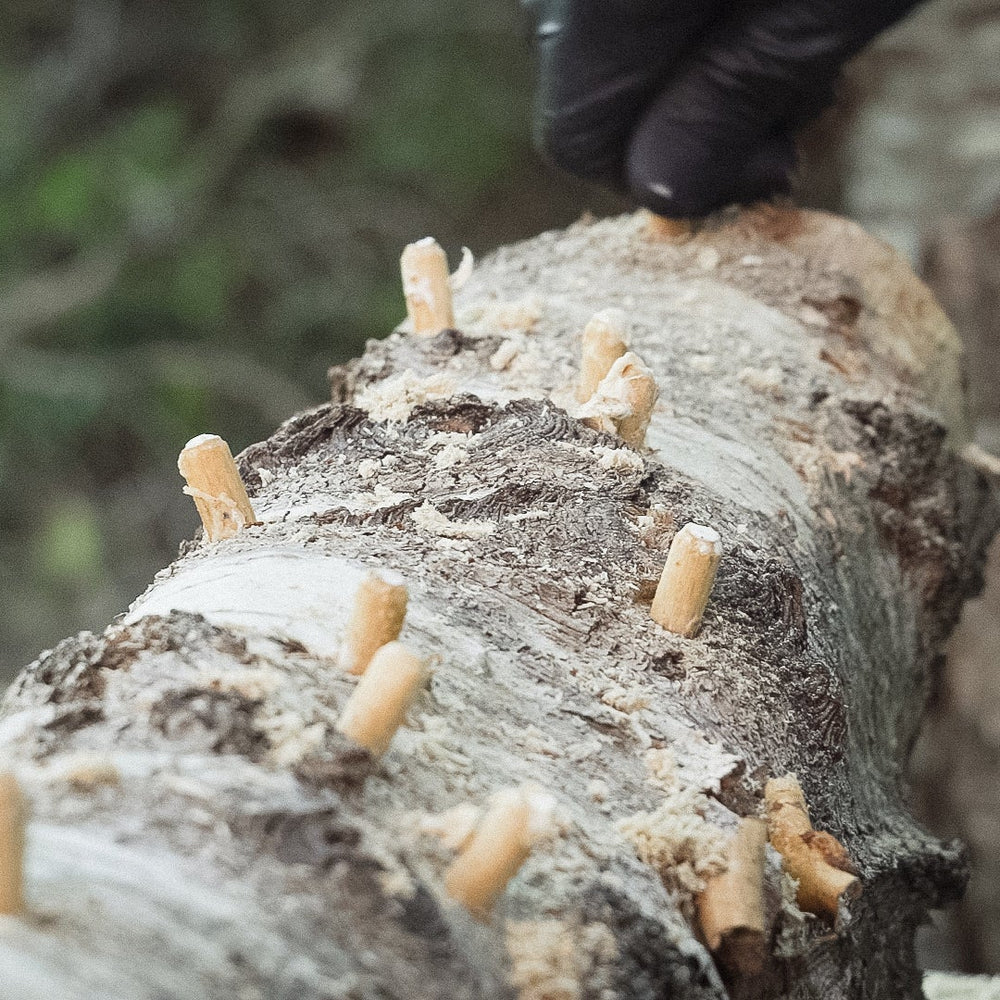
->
[0,208,994,1000]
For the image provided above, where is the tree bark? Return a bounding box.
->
[1,207,995,1000]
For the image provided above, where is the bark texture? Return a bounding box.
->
[1,208,995,1000]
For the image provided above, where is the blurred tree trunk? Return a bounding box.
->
[0,208,993,1000]
[916,203,1000,972]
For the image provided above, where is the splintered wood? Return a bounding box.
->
[177,434,257,542]
[401,238,454,336]
[765,774,860,921]
[650,523,723,637]
[445,785,556,918]
[336,641,428,756]
[576,309,628,403]
[578,351,658,448]
[337,573,408,675]
[0,773,26,915]
[696,818,767,977]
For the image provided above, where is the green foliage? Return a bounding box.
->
[170,242,234,326]
[360,35,530,205]
[36,498,103,585]
[153,375,212,444]
[33,154,108,234]
[113,103,190,181]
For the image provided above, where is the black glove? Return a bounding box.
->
[527,0,924,217]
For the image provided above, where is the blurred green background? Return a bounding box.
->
[0,0,624,678]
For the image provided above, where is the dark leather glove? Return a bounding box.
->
[527,0,925,217]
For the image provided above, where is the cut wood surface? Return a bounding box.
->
[0,207,995,1000]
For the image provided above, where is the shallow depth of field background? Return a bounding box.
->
[1,0,999,976]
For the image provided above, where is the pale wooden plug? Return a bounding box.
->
[697,818,767,977]
[643,212,692,242]
[336,641,428,756]
[177,434,257,542]
[650,522,722,637]
[765,774,860,922]
[338,573,408,675]
[0,773,26,915]
[445,785,556,918]
[579,351,658,448]
[401,237,454,336]
[576,309,628,404]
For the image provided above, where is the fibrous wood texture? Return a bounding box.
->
[0,208,995,1000]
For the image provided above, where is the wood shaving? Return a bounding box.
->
[355,370,457,423]
[576,352,657,447]
[505,919,617,1000]
[600,686,649,714]
[411,502,496,539]
[593,446,645,473]
[825,450,865,484]
[619,785,728,910]
[378,868,417,900]
[54,755,121,791]
[205,668,284,701]
[493,296,543,331]
[263,716,326,767]
[644,748,678,791]
[963,442,1000,478]
[586,779,609,803]
[738,367,787,401]
[521,725,563,757]
[450,247,475,290]
[417,803,482,852]
[355,485,413,511]
[696,247,721,271]
[434,444,468,470]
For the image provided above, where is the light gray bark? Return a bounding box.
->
[924,973,1000,999]
[1,207,994,1000]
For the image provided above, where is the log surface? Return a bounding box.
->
[0,208,994,1000]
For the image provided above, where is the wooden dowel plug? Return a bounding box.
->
[177,434,257,542]
[579,351,658,448]
[336,641,428,757]
[401,237,454,336]
[338,572,409,675]
[643,212,692,243]
[765,774,860,922]
[650,523,723,637]
[445,785,556,918]
[613,353,659,448]
[576,309,628,404]
[697,818,767,977]
[0,773,27,915]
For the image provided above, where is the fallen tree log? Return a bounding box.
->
[0,207,995,1000]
